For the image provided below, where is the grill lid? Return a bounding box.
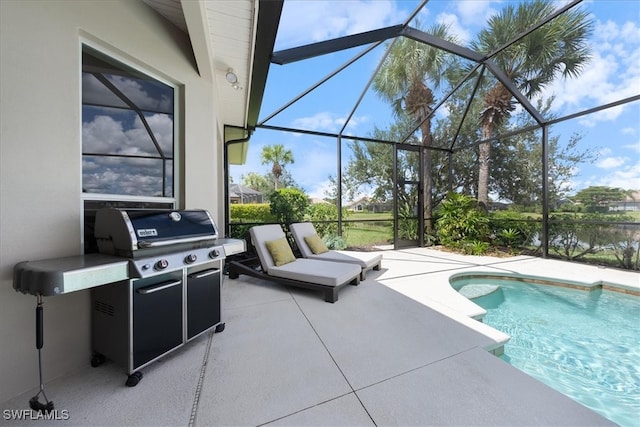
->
[95,208,218,257]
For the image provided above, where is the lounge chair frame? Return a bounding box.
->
[227,225,360,303]
[228,257,359,303]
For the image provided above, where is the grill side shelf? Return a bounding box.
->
[13,254,130,296]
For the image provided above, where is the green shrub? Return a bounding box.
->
[497,228,521,248]
[270,188,309,225]
[398,202,419,240]
[323,234,347,250]
[230,203,275,222]
[435,192,489,248]
[461,240,490,255]
[489,210,537,248]
[228,224,253,241]
[307,203,340,236]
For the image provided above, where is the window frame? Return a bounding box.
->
[80,40,181,252]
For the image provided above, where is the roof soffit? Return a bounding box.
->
[143,0,258,128]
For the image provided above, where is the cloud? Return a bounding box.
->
[306,179,335,200]
[275,0,404,49]
[83,113,173,157]
[454,0,497,25]
[596,156,627,169]
[408,1,496,45]
[291,112,368,133]
[595,159,640,190]
[542,18,640,125]
[82,158,172,196]
[624,140,640,153]
[435,13,472,44]
[82,112,174,196]
[289,139,338,188]
[82,115,127,153]
[579,148,640,190]
[598,147,612,156]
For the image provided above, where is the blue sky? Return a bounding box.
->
[230,0,640,201]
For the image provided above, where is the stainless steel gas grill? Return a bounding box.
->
[94,208,225,277]
[14,208,245,388]
[90,208,233,386]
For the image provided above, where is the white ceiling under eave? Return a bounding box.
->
[141,0,257,129]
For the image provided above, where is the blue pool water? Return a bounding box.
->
[455,278,640,426]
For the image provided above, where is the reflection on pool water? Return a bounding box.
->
[453,277,640,427]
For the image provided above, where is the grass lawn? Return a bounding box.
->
[343,215,393,247]
[347,212,393,220]
[344,226,392,248]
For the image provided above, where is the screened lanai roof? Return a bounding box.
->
[251,0,639,156]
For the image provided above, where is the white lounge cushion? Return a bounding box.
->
[289,222,383,271]
[269,258,361,287]
[305,250,382,270]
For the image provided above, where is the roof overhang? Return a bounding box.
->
[231,0,283,164]
[141,0,283,164]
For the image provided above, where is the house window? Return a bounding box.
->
[81,45,177,252]
[82,45,175,198]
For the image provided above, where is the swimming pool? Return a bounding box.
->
[452,276,640,427]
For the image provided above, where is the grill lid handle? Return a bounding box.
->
[137,235,215,249]
[137,280,182,295]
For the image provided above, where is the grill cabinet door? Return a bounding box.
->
[132,272,183,369]
[187,267,221,340]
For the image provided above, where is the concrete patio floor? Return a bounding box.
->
[3,247,638,426]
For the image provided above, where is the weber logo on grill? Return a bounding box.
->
[137,229,158,237]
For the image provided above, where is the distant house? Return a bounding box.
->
[610,191,640,212]
[229,184,264,204]
[345,196,392,213]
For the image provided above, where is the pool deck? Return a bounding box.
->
[376,247,640,352]
[2,248,637,426]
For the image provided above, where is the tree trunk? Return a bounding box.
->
[422,128,433,233]
[406,81,435,235]
[477,122,492,212]
[478,83,512,212]
[272,163,282,190]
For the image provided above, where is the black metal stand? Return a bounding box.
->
[227,258,358,303]
[29,294,54,413]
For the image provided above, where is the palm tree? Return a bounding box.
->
[373,23,457,232]
[260,144,294,190]
[471,0,593,210]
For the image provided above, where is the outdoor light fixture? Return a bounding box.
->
[225,68,242,90]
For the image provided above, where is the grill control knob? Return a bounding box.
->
[155,259,169,270]
[185,254,197,264]
[209,249,220,259]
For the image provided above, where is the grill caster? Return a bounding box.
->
[126,371,143,387]
[90,353,106,368]
[215,322,225,333]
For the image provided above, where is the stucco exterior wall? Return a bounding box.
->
[0,0,221,402]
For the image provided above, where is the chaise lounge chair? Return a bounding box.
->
[289,222,383,280]
[227,224,361,303]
